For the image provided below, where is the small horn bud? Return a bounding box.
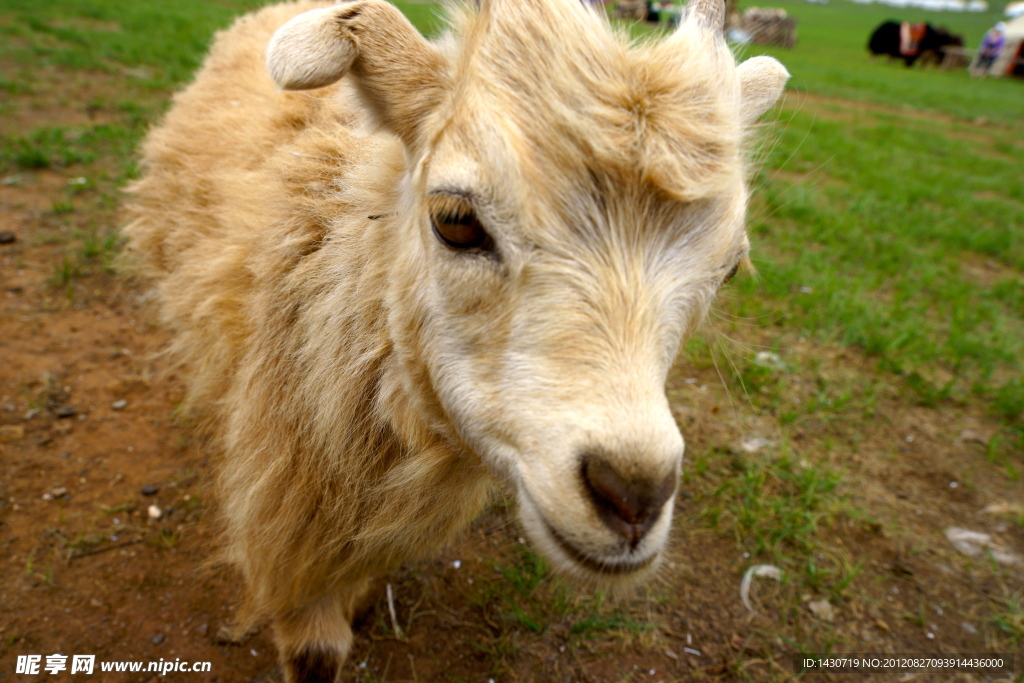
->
[684,0,726,33]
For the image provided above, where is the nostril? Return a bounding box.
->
[582,456,678,547]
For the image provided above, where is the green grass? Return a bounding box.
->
[991,591,1024,648]
[741,98,1024,428]
[467,541,656,653]
[0,0,267,88]
[0,122,151,172]
[684,440,863,606]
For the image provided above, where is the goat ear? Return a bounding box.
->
[736,56,789,126]
[266,0,446,147]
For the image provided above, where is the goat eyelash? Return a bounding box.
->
[428,194,495,253]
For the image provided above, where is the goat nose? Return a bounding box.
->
[582,456,678,548]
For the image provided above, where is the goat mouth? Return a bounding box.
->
[541,517,656,576]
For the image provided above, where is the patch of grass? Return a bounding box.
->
[569,599,652,640]
[740,98,1024,431]
[0,123,142,171]
[99,499,135,517]
[77,228,120,272]
[487,545,559,634]
[0,77,32,95]
[993,379,1024,423]
[22,547,56,587]
[58,531,106,561]
[990,591,1024,648]
[695,447,843,559]
[51,199,73,214]
[468,629,520,678]
[469,538,659,650]
[50,255,81,299]
[153,530,180,549]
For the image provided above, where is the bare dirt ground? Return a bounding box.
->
[1,65,1022,683]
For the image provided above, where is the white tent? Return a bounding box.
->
[1005,0,1024,18]
[988,14,1024,76]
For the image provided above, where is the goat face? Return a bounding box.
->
[267,0,787,583]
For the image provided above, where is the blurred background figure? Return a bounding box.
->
[971,22,1005,76]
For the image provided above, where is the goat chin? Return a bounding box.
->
[516,489,669,588]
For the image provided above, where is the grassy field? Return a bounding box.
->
[1,0,1022,680]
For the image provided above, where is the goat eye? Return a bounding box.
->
[722,263,739,285]
[431,210,492,251]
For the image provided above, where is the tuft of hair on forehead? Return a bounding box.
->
[437,0,746,204]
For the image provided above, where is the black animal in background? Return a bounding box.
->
[868,20,964,66]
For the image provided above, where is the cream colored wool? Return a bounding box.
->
[124,0,787,679]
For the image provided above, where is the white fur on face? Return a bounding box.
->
[400,113,749,581]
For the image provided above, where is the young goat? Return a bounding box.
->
[125,0,788,679]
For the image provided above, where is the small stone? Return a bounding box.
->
[754,351,785,370]
[3,402,16,412]
[945,527,1022,566]
[808,599,835,622]
[959,429,989,445]
[945,528,992,557]
[51,487,68,498]
[55,406,77,419]
[141,484,159,496]
[24,408,39,420]
[0,425,25,441]
[961,621,976,634]
[740,437,773,453]
[875,619,890,632]
[111,399,128,410]
[982,502,1024,517]
[151,634,165,645]
[148,505,163,520]
[0,231,16,245]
